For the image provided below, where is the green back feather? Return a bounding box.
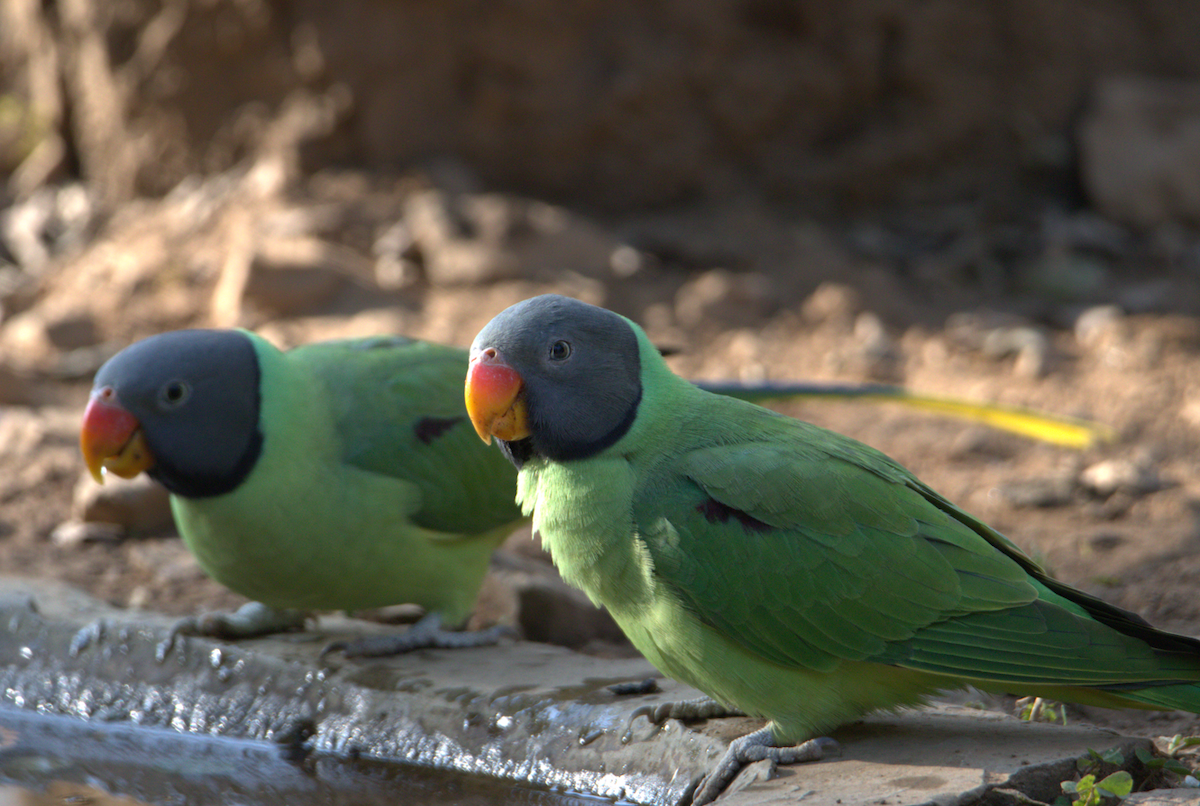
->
[287,336,523,535]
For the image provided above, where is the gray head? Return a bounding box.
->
[467,295,642,467]
[83,329,263,497]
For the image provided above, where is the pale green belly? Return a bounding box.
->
[609,594,950,743]
[171,485,506,622]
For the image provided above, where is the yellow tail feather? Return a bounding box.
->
[697,382,1116,450]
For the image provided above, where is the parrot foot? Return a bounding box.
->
[688,728,839,806]
[321,612,517,659]
[623,696,744,742]
[69,618,111,656]
[156,602,311,662]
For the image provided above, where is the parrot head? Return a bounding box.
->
[465,294,643,467]
[80,329,263,498]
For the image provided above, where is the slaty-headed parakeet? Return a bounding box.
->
[80,330,525,655]
[464,295,1200,805]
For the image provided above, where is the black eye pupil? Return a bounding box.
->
[162,381,188,405]
[550,341,571,360]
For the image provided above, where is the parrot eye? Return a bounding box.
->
[548,340,572,362]
[158,380,191,409]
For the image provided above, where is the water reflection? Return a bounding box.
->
[0,707,610,806]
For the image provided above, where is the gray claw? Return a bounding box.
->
[624,696,743,742]
[689,727,838,806]
[69,619,109,657]
[156,603,310,664]
[321,613,515,659]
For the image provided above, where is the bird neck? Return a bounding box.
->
[241,334,342,492]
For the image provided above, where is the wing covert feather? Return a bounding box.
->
[635,402,1055,675]
[633,397,1200,687]
[288,337,522,535]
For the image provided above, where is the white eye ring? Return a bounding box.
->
[549,340,572,361]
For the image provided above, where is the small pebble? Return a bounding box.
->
[1080,457,1162,497]
[50,520,124,546]
[1074,305,1125,348]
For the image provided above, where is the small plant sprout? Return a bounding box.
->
[1017,696,1068,725]
[1053,747,1132,806]
[1136,735,1200,789]
[1058,771,1133,806]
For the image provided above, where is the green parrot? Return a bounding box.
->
[464,295,1200,806]
[80,330,525,656]
[77,327,1107,659]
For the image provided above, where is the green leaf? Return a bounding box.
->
[1137,745,1193,776]
[1164,735,1200,756]
[1077,747,1125,776]
[1164,758,1193,776]
[1096,771,1132,798]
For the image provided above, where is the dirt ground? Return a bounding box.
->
[4,163,1200,748]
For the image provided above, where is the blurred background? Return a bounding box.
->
[3,0,1200,735]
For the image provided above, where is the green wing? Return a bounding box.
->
[287,337,523,536]
[639,397,1200,688]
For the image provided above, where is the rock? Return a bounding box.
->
[1079,76,1200,229]
[1080,457,1163,498]
[674,269,773,329]
[944,310,1031,352]
[979,325,1052,378]
[404,189,511,285]
[608,244,645,278]
[371,219,419,290]
[1089,533,1125,552]
[850,311,902,381]
[0,185,86,273]
[723,759,775,799]
[72,471,174,536]
[1074,305,1125,349]
[241,237,359,317]
[801,282,861,330]
[508,199,625,281]
[406,190,624,287]
[0,576,1169,806]
[0,309,56,371]
[1125,789,1200,806]
[43,311,99,350]
[49,520,124,546]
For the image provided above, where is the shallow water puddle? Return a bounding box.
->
[0,706,608,805]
